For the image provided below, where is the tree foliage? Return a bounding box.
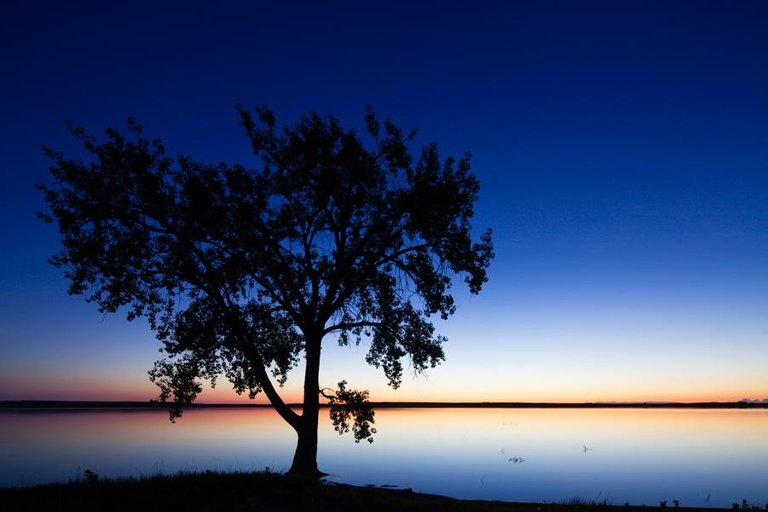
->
[323,380,377,443]
[38,104,493,469]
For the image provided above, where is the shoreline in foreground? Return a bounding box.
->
[0,471,750,512]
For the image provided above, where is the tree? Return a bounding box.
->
[37,105,494,476]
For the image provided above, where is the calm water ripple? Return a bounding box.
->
[1,407,766,508]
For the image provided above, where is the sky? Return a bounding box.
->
[1,1,766,405]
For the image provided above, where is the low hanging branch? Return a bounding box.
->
[322,381,377,444]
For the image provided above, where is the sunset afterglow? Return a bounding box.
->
[1,2,766,407]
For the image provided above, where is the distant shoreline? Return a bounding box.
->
[1,400,766,410]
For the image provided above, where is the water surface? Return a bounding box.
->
[1,407,766,508]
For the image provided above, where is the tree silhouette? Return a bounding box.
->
[37,105,494,476]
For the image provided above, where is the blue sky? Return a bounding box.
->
[1,1,766,403]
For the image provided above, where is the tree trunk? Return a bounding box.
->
[289,416,321,476]
[288,331,322,477]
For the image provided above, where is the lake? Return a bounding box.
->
[1,407,766,508]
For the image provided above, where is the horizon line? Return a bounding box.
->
[2,399,766,410]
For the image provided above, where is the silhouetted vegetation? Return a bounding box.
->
[37,105,493,475]
[0,471,740,512]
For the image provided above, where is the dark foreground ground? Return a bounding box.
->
[0,471,749,512]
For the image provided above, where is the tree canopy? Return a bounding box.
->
[38,105,493,475]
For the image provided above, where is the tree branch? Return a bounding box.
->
[375,242,431,267]
[323,320,382,336]
[223,304,300,430]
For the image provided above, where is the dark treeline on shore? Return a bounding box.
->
[1,400,766,410]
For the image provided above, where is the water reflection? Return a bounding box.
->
[1,407,766,507]
[323,408,768,507]
[2,408,296,486]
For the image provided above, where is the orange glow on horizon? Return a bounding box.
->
[10,385,763,405]
[4,365,763,405]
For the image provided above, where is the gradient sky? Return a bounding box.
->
[1,1,766,404]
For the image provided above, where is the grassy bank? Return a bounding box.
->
[0,470,744,512]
